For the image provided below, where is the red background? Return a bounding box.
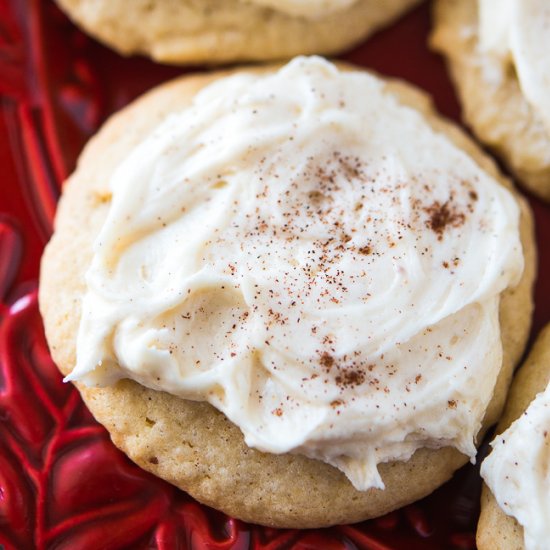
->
[0,1,548,548]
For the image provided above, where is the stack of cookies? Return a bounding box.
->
[40,1,549,546]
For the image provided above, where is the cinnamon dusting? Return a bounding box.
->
[335,369,366,388]
[424,199,466,240]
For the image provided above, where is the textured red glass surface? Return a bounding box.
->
[0,1,549,549]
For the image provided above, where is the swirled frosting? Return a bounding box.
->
[69,57,523,490]
[482,384,550,550]
[478,0,550,132]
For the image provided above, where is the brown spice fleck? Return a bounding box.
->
[447,400,457,409]
[148,456,159,465]
[425,200,466,240]
[308,190,327,204]
[272,408,283,417]
[320,353,334,370]
[335,369,366,388]
[358,246,372,255]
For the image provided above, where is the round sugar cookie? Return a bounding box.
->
[54,0,422,65]
[39,62,536,528]
[477,325,550,550]
[431,0,550,202]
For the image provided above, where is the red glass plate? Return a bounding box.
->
[1,2,549,549]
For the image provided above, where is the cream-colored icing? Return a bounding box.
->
[69,57,523,490]
[482,383,550,550]
[478,0,550,132]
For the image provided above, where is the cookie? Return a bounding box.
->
[431,0,550,202]
[39,58,535,528]
[54,0,421,64]
[478,325,550,550]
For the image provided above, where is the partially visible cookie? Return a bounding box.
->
[54,0,421,64]
[478,324,550,550]
[432,0,550,202]
[40,58,535,528]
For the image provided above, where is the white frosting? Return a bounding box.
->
[482,383,550,550]
[478,0,550,132]
[245,0,356,18]
[70,57,523,491]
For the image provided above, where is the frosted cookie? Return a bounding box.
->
[479,325,550,550]
[54,0,422,65]
[431,0,550,202]
[39,57,535,528]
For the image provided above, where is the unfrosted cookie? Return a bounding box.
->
[478,324,550,550]
[39,58,535,528]
[431,0,550,202]
[54,0,422,64]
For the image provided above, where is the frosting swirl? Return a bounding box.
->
[478,0,550,133]
[482,383,550,550]
[70,57,523,490]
